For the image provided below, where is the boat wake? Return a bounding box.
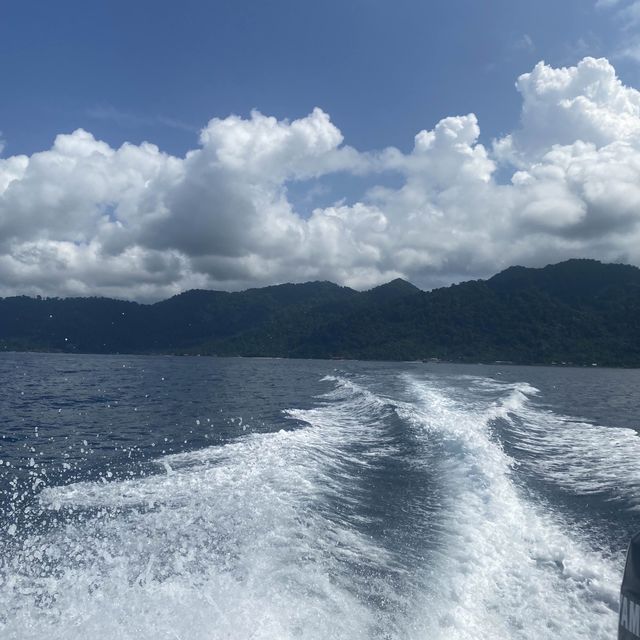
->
[0,371,630,639]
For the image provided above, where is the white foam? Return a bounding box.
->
[0,372,628,639]
[396,376,621,640]
[488,380,640,508]
[0,377,408,639]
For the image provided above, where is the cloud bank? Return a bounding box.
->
[2,57,640,300]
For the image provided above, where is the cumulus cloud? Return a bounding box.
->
[2,57,640,300]
[495,57,640,161]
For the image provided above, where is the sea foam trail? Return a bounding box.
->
[398,375,622,640]
[487,379,640,509]
[0,371,629,639]
[0,376,412,640]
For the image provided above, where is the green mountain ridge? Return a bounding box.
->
[1,259,639,366]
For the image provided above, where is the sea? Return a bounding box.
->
[0,352,638,639]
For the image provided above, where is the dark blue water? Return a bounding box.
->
[1,352,638,639]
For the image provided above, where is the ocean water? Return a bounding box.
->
[0,353,638,639]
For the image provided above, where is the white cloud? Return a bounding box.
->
[616,40,640,62]
[86,105,197,133]
[513,34,535,53]
[599,0,640,64]
[595,0,621,9]
[2,58,640,300]
[497,57,640,161]
[617,0,640,26]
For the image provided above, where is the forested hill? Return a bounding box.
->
[1,259,640,366]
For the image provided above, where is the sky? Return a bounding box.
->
[2,0,640,300]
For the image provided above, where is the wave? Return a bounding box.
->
[0,375,414,640]
[395,375,621,640]
[0,371,629,639]
[485,379,640,509]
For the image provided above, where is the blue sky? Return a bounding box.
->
[1,0,632,157]
[2,0,640,299]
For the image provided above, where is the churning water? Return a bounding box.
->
[0,353,638,639]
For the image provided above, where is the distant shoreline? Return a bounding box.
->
[2,259,640,368]
[1,348,638,371]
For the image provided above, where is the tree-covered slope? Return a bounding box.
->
[0,259,639,365]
